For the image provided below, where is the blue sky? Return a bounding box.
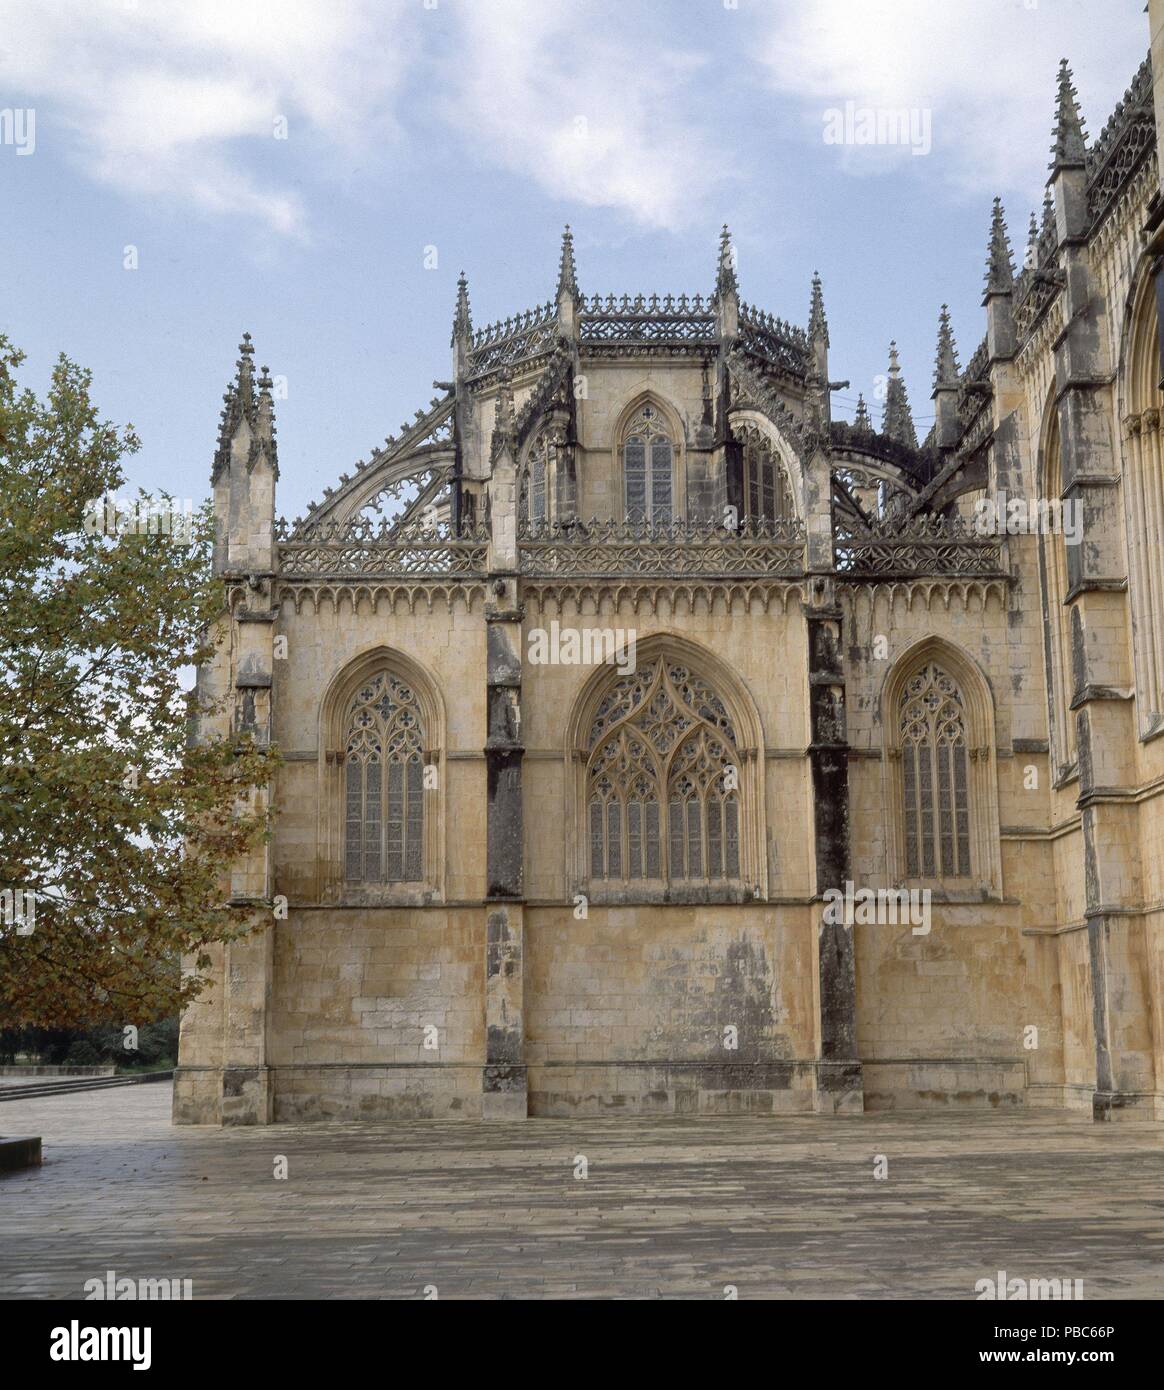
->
[0,0,1151,523]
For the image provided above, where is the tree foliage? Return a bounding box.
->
[0,336,272,1027]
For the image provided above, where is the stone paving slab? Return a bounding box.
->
[0,1085,1162,1299]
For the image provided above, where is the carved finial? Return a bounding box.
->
[984,197,1015,295]
[212,332,261,482]
[557,224,579,301]
[882,340,918,449]
[853,394,872,431]
[1024,210,1039,270]
[452,270,472,347]
[808,270,829,348]
[1050,58,1088,172]
[1041,186,1056,243]
[933,305,960,388]
[715,223,738,299]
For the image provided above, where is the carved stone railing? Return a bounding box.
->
[738,302,810,377]
[835,514,1005,578]
[579,293,716,344]
[1087,52,1154,226]
[468,303,558,378]
[276,518,490,577]
[518,516,805,578]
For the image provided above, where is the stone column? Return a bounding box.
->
[482,385,528,1119]
[1051,120,1150,1120]
[804,428,863,1112]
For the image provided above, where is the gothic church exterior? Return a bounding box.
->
[175,27,1164,1126]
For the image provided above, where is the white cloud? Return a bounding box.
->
[439,0,723,232]
[0,0,724,237]
[0,0,1147,242]
[0,0,414,237]
[757,0,1149,202]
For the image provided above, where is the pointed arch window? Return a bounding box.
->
[743,436,794,523]
[520,428,557,525]
[585,659,741,888]
[622,404,673,525]
[344,673,425,884]
[898,663,971,878]
[520,425,572,527]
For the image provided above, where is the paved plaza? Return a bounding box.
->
[1,1085,1162,1299]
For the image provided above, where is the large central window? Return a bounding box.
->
[585,659,741,887]
[344,672,425,884]
[622,404,673,524]
[898,662,970,879]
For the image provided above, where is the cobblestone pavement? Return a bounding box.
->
[1,1085,1163,1299]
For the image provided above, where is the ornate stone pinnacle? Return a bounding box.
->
[934,305,960,388]
[452,271,472,347]
[1050,58,1088,171]
[984,197,1015,296]
[808,271,829,348]
[882,341,918,449]
[715,223,738,299]
[557,224,579,301]
[853,394,872,431]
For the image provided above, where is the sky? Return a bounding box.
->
[0,0,1152,524]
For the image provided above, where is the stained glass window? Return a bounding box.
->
[899,663,971,878]
[586,660,740,886]
[623,404,673,525]
[344,673,425,883]
[743,436,793,522]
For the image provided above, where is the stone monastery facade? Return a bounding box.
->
[175,20,1164,1126]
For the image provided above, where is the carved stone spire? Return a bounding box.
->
[714,223,739,342]
[932,309,961,449]
[853,394,872,432]
[556,225,580,338]
[254,363,279,478]
[1042,187,1056,240]
[212,332,258,482]
[557,225,578,302]
[933,305,960,388]
[211,332,276,575]
[1050,58,1088,173]
[452,271,472,347]
[984,197,1015,297]
[808,271,829,348]
[1024,210,1039,270]
[881,341,918,449]
[715,223,738,299]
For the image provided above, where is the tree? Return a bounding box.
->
[0,335,273,1027]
